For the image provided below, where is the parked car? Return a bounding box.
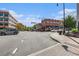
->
[0,28,19,36]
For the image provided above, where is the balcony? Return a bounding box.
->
[0,21,8,23]
[0,26,8,28]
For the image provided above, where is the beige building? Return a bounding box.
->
[0,10,18,29]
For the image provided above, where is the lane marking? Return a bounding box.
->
[28,43,60,56]
[21,40,24,43]
[12,48,18,54]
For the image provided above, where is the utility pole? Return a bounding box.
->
[63,3,65,34]
[57,3,65,34]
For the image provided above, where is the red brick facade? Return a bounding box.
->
[41,19,63,27]
[35,19,64,31]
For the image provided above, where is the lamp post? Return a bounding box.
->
[57,3,65,34]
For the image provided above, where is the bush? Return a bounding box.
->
[71,28,78,33]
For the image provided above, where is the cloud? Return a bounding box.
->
[59,8,76,15]
[9,10,24,18]
[1,8,76,26]
[1,8,24,18]
[14,14,42,26]
[54,8,76,20]
[54,16,63,20]
[24,15,42,26]
[8,10,42,26]
[0,8,46,26]
[18,18,41,26]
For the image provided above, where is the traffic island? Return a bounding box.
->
[65,32,79,38]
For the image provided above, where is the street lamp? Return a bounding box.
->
[57,3,65,34]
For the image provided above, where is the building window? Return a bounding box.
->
[0,28,4,30]
[4,18,8,21]
[44,22,46,24]
[0,13,3,16]
[4,23,8,26]
[0,23,8,26]
[4,14,8,17]
[0,18,3,21]
[53,22,55,23]
[50,22,52,23]
[0,23,3,25]
[47,21,49,23]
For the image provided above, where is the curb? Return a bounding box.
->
[28,33,79,56]
[49,34,60,43]
[49,33,79,55]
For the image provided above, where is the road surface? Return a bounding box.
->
[0,31,57,56]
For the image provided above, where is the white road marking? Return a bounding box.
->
[12,48,18,54]
[21,40,24,43]
[28,43,60,56]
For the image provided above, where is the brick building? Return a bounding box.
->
[35,19,64,31]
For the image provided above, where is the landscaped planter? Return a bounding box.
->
[65,32,79,38]
[73,32,79,38]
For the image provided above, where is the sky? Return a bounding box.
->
[0,3,76,26]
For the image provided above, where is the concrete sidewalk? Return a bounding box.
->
[50,33,78,45]
[50,32,79,55]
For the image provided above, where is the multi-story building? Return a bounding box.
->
[42,19,63,28]
[35,19,64,31]
[0,10,18,29]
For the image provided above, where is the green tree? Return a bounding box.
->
[15,23,27,31]
[32,25,36,29]
[65,15,76,29]
[25,27,33,31]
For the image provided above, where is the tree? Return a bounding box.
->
[26,27,33,31]
[15,23,26,31]
[32,24,36,29]
[65,15,76,29]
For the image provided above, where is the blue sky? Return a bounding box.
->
[0,3,76,26]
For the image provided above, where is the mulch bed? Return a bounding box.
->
[65,32,79,38]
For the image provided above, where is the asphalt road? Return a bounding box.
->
[0,31,57,56]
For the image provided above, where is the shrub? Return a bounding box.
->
[71,28,78,33]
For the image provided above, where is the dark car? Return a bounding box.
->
[0,28,19,36]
